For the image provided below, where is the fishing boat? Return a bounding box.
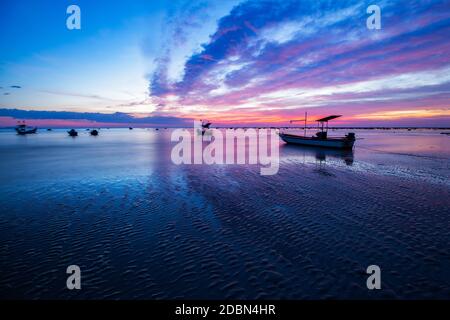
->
[15,121,37,135]
[279,114,355,150]
[197,120,212,136]
[68,129,78,137]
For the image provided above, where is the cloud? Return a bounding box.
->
[148,0,240,100]
[147,0,450,125]
[0,108,193,127]
[40,90,118,101]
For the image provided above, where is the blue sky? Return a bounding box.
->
[1,0,169,113]
[0,0,238,114]
[0,0,449,126]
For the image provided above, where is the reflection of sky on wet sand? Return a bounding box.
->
[0,128,449,299]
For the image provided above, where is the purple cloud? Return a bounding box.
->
[147,0,450,125]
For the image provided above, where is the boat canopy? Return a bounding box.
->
[316,115,341,122]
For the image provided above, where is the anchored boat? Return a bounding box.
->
[197,120,212,136]
[279,115,355,150]
[68,129,78,137]
[15,121,37,135]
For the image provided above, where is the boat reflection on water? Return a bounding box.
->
[281,143,354,166]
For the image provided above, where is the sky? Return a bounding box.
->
[0,0,449,127]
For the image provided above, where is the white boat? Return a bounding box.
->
[279,115,355,150]
[197,119,212,136]
[279,132,355,149]
[15,121,37,135]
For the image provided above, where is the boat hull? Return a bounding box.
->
[15,127,37,135]
[279,133,354,149]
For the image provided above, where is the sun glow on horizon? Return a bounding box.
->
[353,109,450,120]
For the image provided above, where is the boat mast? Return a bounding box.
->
[304,111,307,137]
[289,111,308,136]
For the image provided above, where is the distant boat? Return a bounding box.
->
[198,120,212,136]
[129,127,133,130]
[68,129,78,137]
[201,120,212,129]
[90,129,99,136]
[15,121,37,135]
[279,114,356,150]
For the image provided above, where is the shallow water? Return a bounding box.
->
[0,128,449,299]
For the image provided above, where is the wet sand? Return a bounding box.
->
[0,128,449,299]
